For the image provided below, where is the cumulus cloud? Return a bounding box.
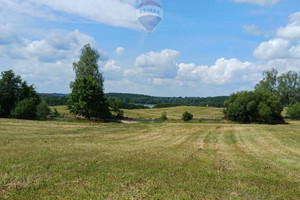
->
[100,60,123,80]
[116,47,125,56]
[135,49,180,78]
[277,12,300,41]
[177,58,259,85]
[233,0,282,6]
[0,30,110,92]
[0,30,95,62]
[253,38,291,60]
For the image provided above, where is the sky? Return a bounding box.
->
[0,0,300,97]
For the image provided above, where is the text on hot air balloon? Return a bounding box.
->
[139,8,161,15]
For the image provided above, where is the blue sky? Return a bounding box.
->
[0,0,300,97]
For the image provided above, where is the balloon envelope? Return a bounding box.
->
[137,0,163,32]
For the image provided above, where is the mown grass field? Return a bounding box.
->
[50,105,224,120]
[1,109,300,199]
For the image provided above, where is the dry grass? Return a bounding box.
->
[0,117,299,199]
[123,106,224,120]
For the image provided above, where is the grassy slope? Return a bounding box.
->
[123,106,224,120]
[50,105,224,120]
[0,118,299,199]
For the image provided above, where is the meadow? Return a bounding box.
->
[0,107,299,199]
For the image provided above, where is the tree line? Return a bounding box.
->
[0,70,50,120]
[224,68,300,123]
[106,93,228,107]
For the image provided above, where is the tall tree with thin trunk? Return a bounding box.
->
[68,44,110,119]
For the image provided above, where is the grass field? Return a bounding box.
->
[50,105,224,120]
[0,115,300,199]
[123,106,224,120]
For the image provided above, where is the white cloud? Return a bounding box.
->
[0,24,19,45]
[135,49,180,78]
[0,30,108,92]
[2,0,140,30]
[100,60,123,80]
[243,25,261,36]
[116,47,125,56]
[277,12,300,41]
[253,38,290,60]
[289,44,300,58]
[233,0,282,6]
[177,58,259,85]
[0,30,95,62]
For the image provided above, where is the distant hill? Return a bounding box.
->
[39,92,228,107]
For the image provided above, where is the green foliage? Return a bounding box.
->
[287,102,300,119]
[154,103,181,108]
[160,111,168,121]
[224,90,283,123]
[182,111,193,121]
[106,93,228,107]
[11,98,39,119]
[69,44,111,120]
[110,98,124,119]
[73,44,104,87]
[277,71,300,105]
[255,68,278,95]
[39,93,68,106]
[108,97,148,109]
[0,70,22,117]
[36,100,51,120]
[255,69,300,106]
[68,76,110,119]
[0,70,40,119]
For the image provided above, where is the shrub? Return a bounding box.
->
[160,112,168,122]
[36,100,51,120]
[287,102,300,119]
[182,111,193,121]
[11,98,38,119]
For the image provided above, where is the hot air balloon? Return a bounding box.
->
[137,0,163,33]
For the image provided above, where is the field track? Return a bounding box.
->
[0,119,299,199]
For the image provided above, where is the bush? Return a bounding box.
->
[182,111,193,121]
[36,100,51,120]
[224,89,283,123]
[287,102,300,119]
[160,112,168,122]
[11,98,38,119]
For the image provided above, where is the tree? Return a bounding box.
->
[11,81,41,119]
[277,71,299,105]
[287,102,300,119]
[224,89,283,123]
[36,100,51,120]
[68,44,110,119]
[182,111,193,121]
[255,68,278,95]
[0,70,22,117]
[0,70,40,119]
[72,44,104,87]
[68,76,110,119]
[110,98,124,119]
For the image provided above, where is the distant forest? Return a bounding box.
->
[40,93,228,108]
[106,93,228,107]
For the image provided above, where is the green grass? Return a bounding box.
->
[0,117,300,199]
